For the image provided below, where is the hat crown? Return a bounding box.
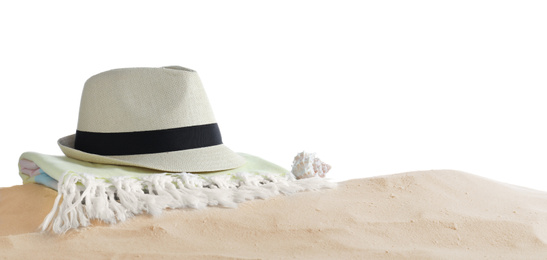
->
[77,66,216,132]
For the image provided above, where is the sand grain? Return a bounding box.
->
[1,170,547,259]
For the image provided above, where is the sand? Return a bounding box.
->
[1,170,547,259]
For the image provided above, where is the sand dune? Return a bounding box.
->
[2,170,547,259]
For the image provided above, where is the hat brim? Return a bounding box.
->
[58,134,246,172]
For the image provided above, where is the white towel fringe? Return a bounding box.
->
[40,171,336,234]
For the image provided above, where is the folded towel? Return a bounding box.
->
[19,152,335,234]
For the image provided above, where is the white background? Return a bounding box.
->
[1,1,546,191]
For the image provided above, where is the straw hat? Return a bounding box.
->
[58,66,246,172]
